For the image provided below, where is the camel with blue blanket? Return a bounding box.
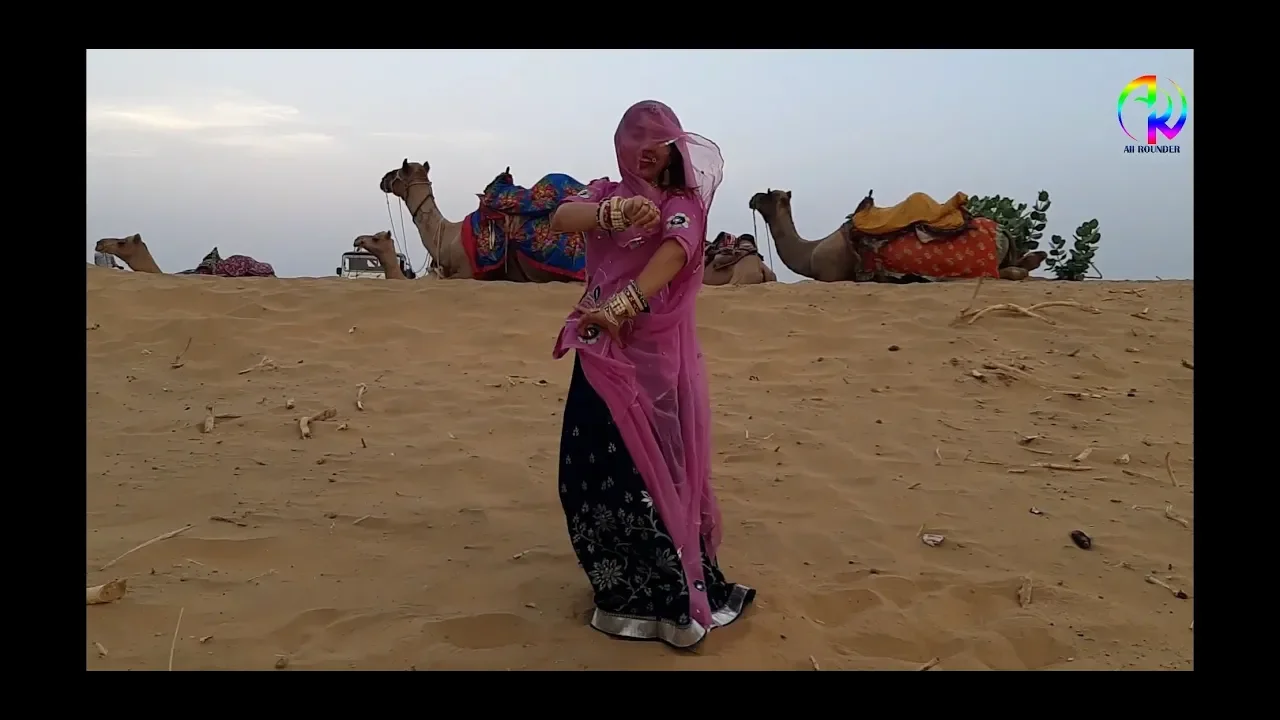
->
[379,160,587,283]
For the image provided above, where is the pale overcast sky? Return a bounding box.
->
[87,49,1193,280]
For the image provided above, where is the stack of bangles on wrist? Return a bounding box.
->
[600,280,650,324]
[596,197,633,232]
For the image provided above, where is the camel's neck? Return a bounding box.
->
[761,205,822,279]
[375,253,407,280]
[405,184,460,271]
[122,250,163,274]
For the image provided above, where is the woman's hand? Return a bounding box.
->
[575,304,629,348]
[622,196,660,230]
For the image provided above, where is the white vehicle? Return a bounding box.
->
[336,251,415,280]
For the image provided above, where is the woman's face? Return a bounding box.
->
[636,142,672,182]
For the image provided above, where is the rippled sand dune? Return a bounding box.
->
[86,268,1193,670]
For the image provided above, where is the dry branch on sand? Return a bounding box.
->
[1165,452,1181,488]
[299,408,338,439]
[86,578,128,605]
[100,524,193,571]
[965,300,1101,326]
[201,404,216,433]
[169,607,185,671]
[1030,462,1093,472]
[238,356,277,375]
[171,337,192,369]
[1145,575,1189,599]
[356,383,367,411]
[953,277,1101,326]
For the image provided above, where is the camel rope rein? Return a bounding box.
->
[751,211,777,271]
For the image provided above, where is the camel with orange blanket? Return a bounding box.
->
[748,189,1046,283]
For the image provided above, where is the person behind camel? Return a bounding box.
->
[547,100,755,649]
[703,232,777,286]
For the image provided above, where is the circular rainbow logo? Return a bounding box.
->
[1117,75,1188,145]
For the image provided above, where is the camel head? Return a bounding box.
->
[379,159,432,200]
[353,230,396,257]
[748,189,792,219]
[95,233,147,261]
[1017,250,1048,271]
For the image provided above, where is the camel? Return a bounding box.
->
[94,235,277,277]
[748,190,1046,282]
[703,232,777,286]
[378,160,573,283]
[95,234,163,273]
[351,231,419,280]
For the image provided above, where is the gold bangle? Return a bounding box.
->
[610,198,626,231]
[607,292,635,320]
[625,280,649,312]
[596,200,610,230]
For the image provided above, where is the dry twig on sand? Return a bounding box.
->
[168,607,184,671]
[299,408,337,439]
[957,276,986,319]
[1122,468,1160,483]
[356,383,367,411]
[86,578,128,605]
[1030,462,1094,472]
[238,356,277,375]
[1145,575,1188,599]
[1181,359,1194,370]
[1072,447,1094,463]
[1163,504,1190,528]
[964,300,1101,326]
[171,337,193,369]
[100,524,194,571]
[1165,452,1181,488]
[210,514,247,527]
[918,657,940,671]
[809,655,820,670]
[201,404,216,433]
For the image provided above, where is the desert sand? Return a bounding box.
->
[86,268,1193,670]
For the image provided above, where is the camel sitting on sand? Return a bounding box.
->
[95,235,163,273]
[749,190,1046,283]
[95,235,277,277]
[703,232,777,286]
[351,231,423,280]
[379,160,576,283]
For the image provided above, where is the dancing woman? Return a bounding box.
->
[549,100,755,649]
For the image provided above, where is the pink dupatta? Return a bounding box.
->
[552,101,726,629]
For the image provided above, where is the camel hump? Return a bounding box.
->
[850,191,970,237]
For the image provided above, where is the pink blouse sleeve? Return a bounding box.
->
[658,194,705,268]
[560,177,614,206]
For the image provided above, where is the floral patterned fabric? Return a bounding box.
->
[558,356,755,649]
[856,217,1002,281]
[459,170,588,280]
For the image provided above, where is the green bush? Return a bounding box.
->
[965,191,1100,281]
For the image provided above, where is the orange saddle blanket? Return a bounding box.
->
[850,191,970,237]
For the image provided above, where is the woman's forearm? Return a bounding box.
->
[551,203,601,233]
[634,239,689,299]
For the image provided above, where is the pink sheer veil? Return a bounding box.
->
[613,100,724,218]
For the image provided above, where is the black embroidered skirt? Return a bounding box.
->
[557,355,755,649]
